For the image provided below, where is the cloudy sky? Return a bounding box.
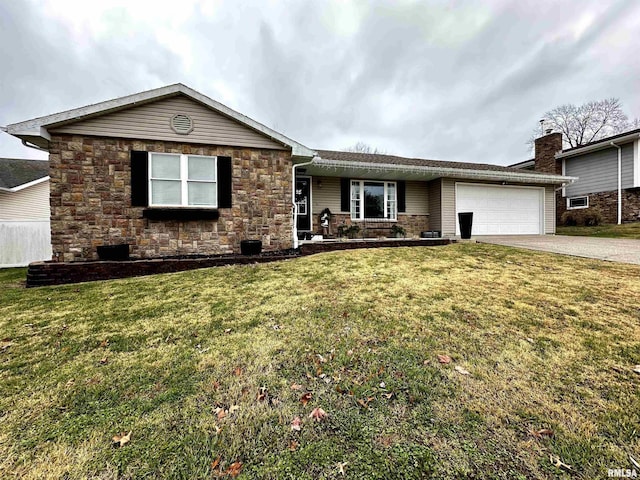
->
[1,0,639,165]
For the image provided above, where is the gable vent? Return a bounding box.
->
[170,113,194,134]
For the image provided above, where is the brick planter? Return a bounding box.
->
[299,238,452,255]
[26,254,299,287]
[26,239,453,287]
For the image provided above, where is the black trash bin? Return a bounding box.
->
[458,212,473,239]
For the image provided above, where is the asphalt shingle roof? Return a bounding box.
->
[315,150,550,175]
[0,158,49,189]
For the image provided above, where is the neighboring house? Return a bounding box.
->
[0,158,51,267]
[4,84,572,263]
[514,131,640,224]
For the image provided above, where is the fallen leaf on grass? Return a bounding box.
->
[224,328,232,334]
[338,462,348,476]
[215,407,227,420]
[112,431,131,447]
[290,383,303,391]
[233,367,243,377]
[309,407,327,422]
[300,392,312,406]
[99,357,108,365]
[549,454,573,472]
[291,416,302,431]
[99,339,109,348]
[437,354,451,364]
[211,457,221,470]
[257,387,267,402]
[529,428,554,439]
[382,392,394,399]
[226,461,243,477]
[454,365,470,375]
[289,440,298,451]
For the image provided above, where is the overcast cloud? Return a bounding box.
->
[1,0,639,165]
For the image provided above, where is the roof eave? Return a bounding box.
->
[313,158,575,185]
[5,84,316,158]
[556,132,640,159]
[0,175,49,192]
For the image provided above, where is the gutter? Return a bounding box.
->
[0,176,50,193]
[610,141,622,224]
[313,158,576,185]
[291,157,317,249]
[557,133,640,159]
[21,139,49,153]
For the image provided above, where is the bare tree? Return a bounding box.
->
[344,141,387,154]
[530,98,635,149]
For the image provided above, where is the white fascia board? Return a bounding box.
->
[556,133,640,159]
[0,176,49,193]
[6,84,316,158]
[313,158,576,185]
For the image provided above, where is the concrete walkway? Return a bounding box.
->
[477,235,640,265]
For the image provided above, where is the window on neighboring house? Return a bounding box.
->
[567,196,588,209]
[350,180,397,220]
[149,153,217,207]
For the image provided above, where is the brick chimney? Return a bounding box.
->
[534,132,563,174]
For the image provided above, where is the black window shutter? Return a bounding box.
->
[340,178,350,212]
[130,150,149,207]
[397,181,406,213]
[217,156,233,208]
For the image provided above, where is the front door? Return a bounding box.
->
[295,177,311,232]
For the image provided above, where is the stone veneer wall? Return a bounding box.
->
[557,189,640,224]
[49,135,293,261]
[319,213,430,238]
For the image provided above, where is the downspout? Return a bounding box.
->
[291,157,317,249]
[610,141,622,224]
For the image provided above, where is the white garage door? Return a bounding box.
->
[455,184,543,235]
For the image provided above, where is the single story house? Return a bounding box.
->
[4,84,573,262]
[0,158,51,267]
[512,130,640,225]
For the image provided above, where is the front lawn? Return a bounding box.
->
[1,244,639,479]
[557,222,640,238]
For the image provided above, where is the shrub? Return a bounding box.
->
[561,208,603,226]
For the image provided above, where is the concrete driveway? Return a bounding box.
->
[477,235,640,265]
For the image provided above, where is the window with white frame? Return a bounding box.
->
[350,180,397,220]
[567,196,588,210]
[149,153,217,207]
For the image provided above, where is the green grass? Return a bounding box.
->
[1,244,639,479]
[557,222,640,238]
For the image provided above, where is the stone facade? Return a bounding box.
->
[557,189,640,225]
[320,213,430,238]
[48,134,293,262]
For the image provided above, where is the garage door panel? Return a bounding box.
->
[456,184,542,235]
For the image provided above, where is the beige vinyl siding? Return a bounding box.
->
[311,177,429,216]
[544,185,555,234]
[0,180,50,220]
[427,179,442,232]
[51,95,288,151]
[404,181,429,215]
[311,176,343,214]
[441,178,457,236]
